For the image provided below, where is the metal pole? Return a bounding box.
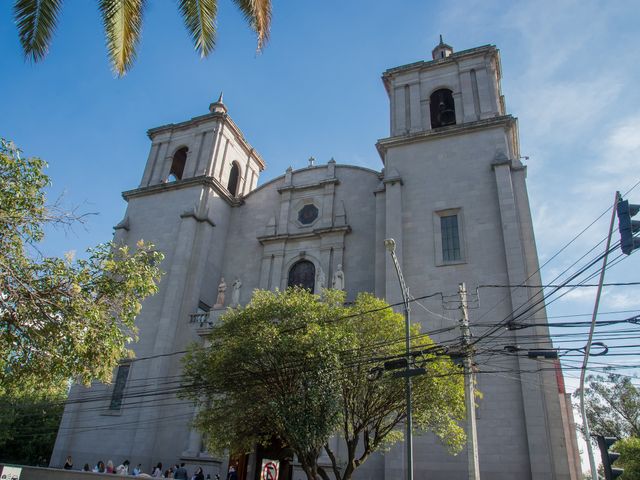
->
[579,192,618,480]
[385,239,413,480]
[459,283,480,480]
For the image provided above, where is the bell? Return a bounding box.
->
[438,107,456,126]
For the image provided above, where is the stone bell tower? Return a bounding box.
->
[51,95,265,469]
[375,39,581,479]
[138,93,263,194]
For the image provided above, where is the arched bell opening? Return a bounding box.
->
[227,162,241,196]
[169,147,188,181]
[430,89,456,128]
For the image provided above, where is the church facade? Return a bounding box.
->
[52,40,581,480]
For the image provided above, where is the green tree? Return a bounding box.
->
[0,384,66,466]
[0,138,164,395]
[182,288,466,480]
[183,288,345,480]
[614,437,640,480]
[13,0,272,77]
[323,293,466,480]
[574,372,640,439]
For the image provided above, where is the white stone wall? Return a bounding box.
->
[53,43,578,480]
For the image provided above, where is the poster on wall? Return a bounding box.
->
[260,458,280,480]
[0,466,22,480]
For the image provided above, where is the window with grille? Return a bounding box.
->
[440,214,461,262]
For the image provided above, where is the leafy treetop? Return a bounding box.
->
[182,288,466,480]
[0,138,164,395]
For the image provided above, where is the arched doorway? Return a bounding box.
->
[287,260,315,291]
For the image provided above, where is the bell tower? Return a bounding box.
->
[375,40,580,479]
[52,96,265,470]
[139,93,264,197]
[383,38,506,137]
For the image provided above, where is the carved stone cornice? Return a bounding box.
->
[122,175,244,207]
[257,225,351,245]
[147,112,265,170]
[277,176,340,193]
[376,115,517,160]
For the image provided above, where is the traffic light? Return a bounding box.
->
[616,194,640,254]
[596,435,624,480]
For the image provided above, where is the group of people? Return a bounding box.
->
[63,457,220,479]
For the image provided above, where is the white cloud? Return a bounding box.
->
[603,290,640,310]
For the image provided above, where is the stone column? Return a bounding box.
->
[393,86,406,136]
[475,67,494,119]
[150,142,170,184]
[383,169,404,309]
[277,191,292,235]
[131,208,212,461]
[409,83,421,134]
[140,142,161,187]
[493,162,555,479]
[259,254,273,289]
[452,92,464,126]
[459,70,477,123]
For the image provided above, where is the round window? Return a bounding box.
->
[298,204,319,225]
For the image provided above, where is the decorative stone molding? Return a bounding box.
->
[376,114,517,159]
[277,176,339,193]
[113,216,130,231]
[180,203,216,227]
[257,225,351,244]
[122,175,242,207]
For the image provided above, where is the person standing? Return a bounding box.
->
[151,462,164,478]
[226,466,237,480]
[63,456,73,470]
[117,460,130,475]
[192,467,204,480]
[174,462,188,480]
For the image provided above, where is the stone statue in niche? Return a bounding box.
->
[332,264,345,291]
[214,277,226,308]
[231,278,242,306]
[316,267,326,292]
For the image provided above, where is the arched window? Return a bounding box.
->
[169,147,188,181]
[227,162,240,196]
[429,89,456,128]
[287,260,315,291]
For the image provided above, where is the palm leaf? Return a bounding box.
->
[232,0,271,51]
[178,0,217,58]
[99,0,145,77]
[14,0,63,62]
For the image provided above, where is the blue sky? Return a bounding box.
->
[1,0,639,445]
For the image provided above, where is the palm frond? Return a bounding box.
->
[14,0,63,62]
[178,0,217,58]
[232,0,271,51]
[99,0,146,77]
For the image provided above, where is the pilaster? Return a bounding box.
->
[150,142,170,185]
[493,162,555,479]
[383,170,404,308]
[140,142,161,187]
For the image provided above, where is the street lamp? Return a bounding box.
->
[384,238,413,480]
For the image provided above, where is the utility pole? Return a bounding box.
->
[580,192,618,480]
[459,283,480,480]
